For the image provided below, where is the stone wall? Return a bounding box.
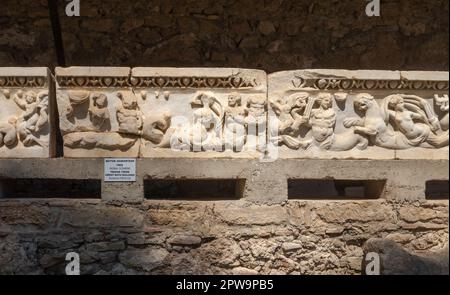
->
[0,158,448,275]
[0,0,449,71]
[0,199,448,275]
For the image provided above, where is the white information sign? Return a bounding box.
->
[104,159,136,182]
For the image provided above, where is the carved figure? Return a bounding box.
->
[435,94,449,130]
[309,93,336,149]
[157,92,224,151]
[344,93,448,149]
[270,92,309,133]
[246,95,267,152]
[88,92,110,131]
[270,92,368,151]
[116,92,143,136]
[224,92,247,151]
[141,111,172,145]
[13,90,49,147]
[0,118,17,147]
[270,92,312,149]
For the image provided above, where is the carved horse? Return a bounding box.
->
[344,93,448,149]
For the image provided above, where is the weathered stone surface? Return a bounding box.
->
[282,242,303,252]
[59,205,144,228]
[119,248,169,272]
[232,267,259,275]
[363,238,449,275]
[86,241,126,252]
[167,235,202,247]
[0,67,55,158]
[215,204,287,226]
[0,239,40,274]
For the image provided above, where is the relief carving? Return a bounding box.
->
[224,93,248,152]
[135,68,267,158]
[168,92,225,151]
[53,68,448,159]
[13,90,49,147]
[1,68,53,158]
[57,87,140,157]
[344,93,448,149]
[0,118,17,148]
[270,91,449,153]
[88,92,110,131]
[269,70,449,159]
[116,91,143,136]
[56,67,268,157]
[142,91,253,153]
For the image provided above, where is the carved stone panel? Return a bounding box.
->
[268,70,449,160]
[132,68,268,158]
[56,67,141,157]
[0,67,55,158]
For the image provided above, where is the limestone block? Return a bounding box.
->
[55,67,140,157]
[268,69,449,160]
[0,67,55,158]
[131,67,267,158]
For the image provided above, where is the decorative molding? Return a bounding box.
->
[56,76,258,89]
[292,76,449,91]
[131,76,258,89]
[0,76,47,88]
[56,76,130,88]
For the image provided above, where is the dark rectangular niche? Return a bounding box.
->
[425,180,449,200]
[144,178,245,200]
[288,179,386,200]
[0,178,101,199]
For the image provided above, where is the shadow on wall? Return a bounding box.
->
[0,0,449,71]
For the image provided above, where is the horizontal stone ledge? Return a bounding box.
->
[0,158,447,203]
[1,158,447,183]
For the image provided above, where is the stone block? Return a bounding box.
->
[0,67,55,158]
[55,67,140,157]
[267,69,449,160]
[131,67,268,158]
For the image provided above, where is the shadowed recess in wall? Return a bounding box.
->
[144,178,245,200]
[0,178,101,199]
[425,180,449,200]
[288,179,386,199]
